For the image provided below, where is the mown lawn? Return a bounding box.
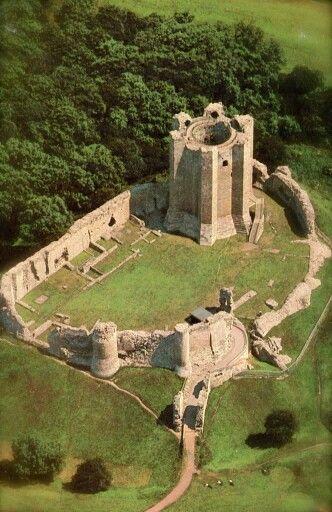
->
[0,337,181,512]
[20,192,309,331]
[104,0,332,83]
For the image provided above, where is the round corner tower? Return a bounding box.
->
[165,102,254,245]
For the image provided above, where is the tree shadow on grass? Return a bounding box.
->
[245,433,276,449]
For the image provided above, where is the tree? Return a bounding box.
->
[280,66,327,140]
[18,195,73,244]
[264,409,298,447]
[12,433,64,481]
[70,458,112,494]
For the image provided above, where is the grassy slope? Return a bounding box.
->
[19,192,309,331]
[114,367,182,416]
[104,0,332,83]
[0,337,181,512]
[169,447,331,512]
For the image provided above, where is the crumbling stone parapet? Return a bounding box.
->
[251,335,291,371]
[252,159,269,189]
[264,166,315,237]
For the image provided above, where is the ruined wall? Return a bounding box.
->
[38,309,246,381]
[264,166,315,236]
[0,274,30,338]
[0,191,130,335]
[195,376,211,432]
[130,182,168,220]
[189,311,233,359]
[48,321,119,377]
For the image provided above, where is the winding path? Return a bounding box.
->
[145,322,248,511]
[146,428,196,512]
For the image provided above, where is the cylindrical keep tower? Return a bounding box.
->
[173,322,191,378]
[91,321,119,378]
[165,102,253,245]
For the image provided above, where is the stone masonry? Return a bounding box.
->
[165,102,254,245]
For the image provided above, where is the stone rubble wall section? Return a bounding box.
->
[253,167,331,340]
[252,159,269,189]
[173,390,184,432]
[254,237,331,338]
[195,376,211,432]
[264,166,315,237]
[130,182,169,219]
[210,359,250,387]
[43,311,241,381]
[0,191,131,337]
[251,337,292,371]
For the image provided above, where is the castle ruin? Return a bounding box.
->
[165,102,254,245]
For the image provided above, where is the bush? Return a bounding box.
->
[70,458,111,494]
[12,433,64,481]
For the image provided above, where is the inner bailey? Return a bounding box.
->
[165,102,254,245]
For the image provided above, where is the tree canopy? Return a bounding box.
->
[0,0,329,245]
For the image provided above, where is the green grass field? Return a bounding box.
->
[19,192,309,333]
[104,0,332,83]
[0,337,182,512]
[114,367,182,416]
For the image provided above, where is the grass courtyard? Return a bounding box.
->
[0,336,182,512]
[17,191,310,336]
[104,0,332,84]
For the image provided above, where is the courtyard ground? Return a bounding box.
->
[16,191,309,337]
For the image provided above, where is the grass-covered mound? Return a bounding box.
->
[0,337,181,512]
[113,367,182,417]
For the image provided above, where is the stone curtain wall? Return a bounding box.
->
[264,166,315,236]
[130,182,168,219]
[43,311,243,381]
[0,191,130,336]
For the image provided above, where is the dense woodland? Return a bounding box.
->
[0,0,331,245]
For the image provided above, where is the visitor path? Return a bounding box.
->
[146,428,196,512]
[146,323,248,511]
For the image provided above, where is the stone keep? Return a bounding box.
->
[165,102,254,245]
